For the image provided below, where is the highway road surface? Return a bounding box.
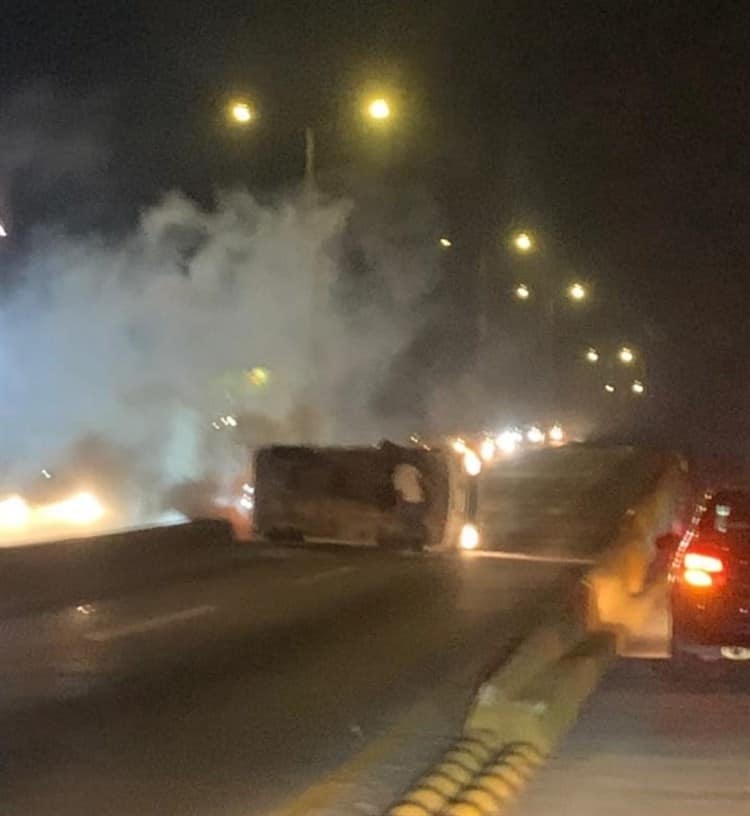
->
[512,595,750,816]
[0,446,665,815]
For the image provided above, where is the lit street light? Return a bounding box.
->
[585,347,599,363]
[512,231,533,252]
[229,100,254,124]
[439,237,452,248]
[514,283,531,300]
[604,383,615,393]
[0,220,6,238]
[247,366,270,388]
[567,281,587,302]
[225,91,393,185]
[618,346,635,364]
[367,97,391,120]
[631,380,645,395]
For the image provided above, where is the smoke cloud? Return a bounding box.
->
[0,186,439,509]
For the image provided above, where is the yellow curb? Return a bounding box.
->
[386,742,541,816]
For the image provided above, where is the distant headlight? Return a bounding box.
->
[496,430,518,455]
[463,450,482,476]
[41,491,105,526]
[479,437,496,462]
[527,426,545,444]
[548,424,565,444]
[0,495,30,530]
[460,523,480,550]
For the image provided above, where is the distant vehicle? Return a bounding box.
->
[253,442,479,551]
[666,490,750,666]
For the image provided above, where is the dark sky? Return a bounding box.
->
[2,1,750,456]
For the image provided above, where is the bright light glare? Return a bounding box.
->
[460,523,480,551]
[42,492,105,526]
[496,430,518,455]
[684,569,713,587]
[527,426,545,444]
[368,98,391,120]
[513,232,533,252]
[618,346,635,364]
[0,221,7,238]
[549,424,565,444]
[463,450,482,477]
[239,483,255,511]
[585,347,599,363]
[604,383,615,393]
[247,366,270,387]
[439,237,452,248]
[230,101,254,124]
[567,282,587,301]
[452,437,467,454]
[631,380,645,395]
[515,283,530,300]
[0,495,30,530]
[480,437,496,463]
[684,552,723,573]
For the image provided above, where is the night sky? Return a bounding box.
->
[2,1,750,458]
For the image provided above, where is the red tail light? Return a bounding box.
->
[681,548,725,588]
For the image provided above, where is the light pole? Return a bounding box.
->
[511,280,589,310]
[583,343,648,406]
[225,93,394,441]
[227,94,393,190]
[510,272,590,420]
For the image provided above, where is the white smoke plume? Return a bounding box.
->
[0,187,437,511]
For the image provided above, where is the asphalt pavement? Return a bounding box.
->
[512,595,750,816]
[0,446,665,815]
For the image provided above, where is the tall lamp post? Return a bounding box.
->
[225,93,394,440]
[228,94,392,189]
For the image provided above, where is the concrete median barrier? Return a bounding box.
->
[584,452,688,641]
[385,450,688,816]
[387,636,614,816]
[0,520,237,618]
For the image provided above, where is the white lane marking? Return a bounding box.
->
[295,565,357,585]
[464,550,596,566]
[84,605,217,643]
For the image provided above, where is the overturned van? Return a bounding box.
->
[253,442,479,550]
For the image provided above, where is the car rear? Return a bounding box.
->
[671,493,750,660]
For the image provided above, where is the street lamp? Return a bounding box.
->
[514,283,531,300]
[567,281,587,302]
[604,383,615,393]
[618,346,635,365]
[439,237,452,248]
[512,231,533,253]
[0,220,6,238]
[229,100,254,125]
[585,347,599,363]
[631,380,645,395]
[367,97,391,120]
